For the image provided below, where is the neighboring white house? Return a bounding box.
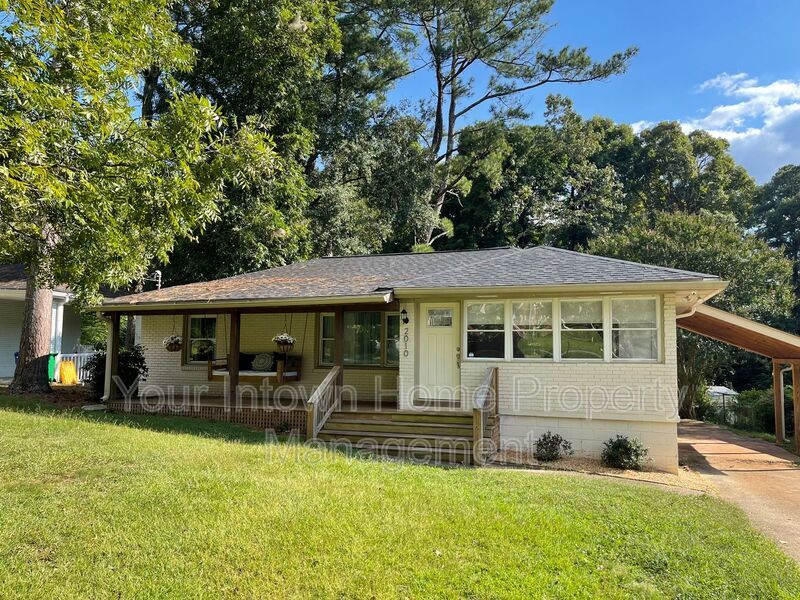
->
[96,246,800,473]
[0,264,82,379]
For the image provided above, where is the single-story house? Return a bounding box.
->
[0,264,82,379]
[96,246,800,473]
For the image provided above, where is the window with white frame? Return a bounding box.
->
[560,300,604,360]
[186,316,217,362]
[512,301,554,359]
[466,302,505,358]
[319,314,335,365]
[319,311,399,367]
[611,298,658,360]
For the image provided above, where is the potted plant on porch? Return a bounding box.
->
[272,332,295,354]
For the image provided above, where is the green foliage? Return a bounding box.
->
[444,102,758,251]
[79,313,108,347]
[626,123,755,223]
[444,97,627,249]
[85,344,149,400]
[151,0,340,283]
[601,435,649,470]
[0,0,282,301]
[590,211,795,417]
[754,164,800,329]
[309,111,435,255]
[389,0,636,244]
[533,431,574,462]
[590,211,794,319]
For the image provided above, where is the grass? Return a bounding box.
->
[2,395,800,598]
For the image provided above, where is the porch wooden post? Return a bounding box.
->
[229,310,240,405]
[108,312,121,402]
[334,306,345,405]
[773,360,786,444]
[793,364,800,454]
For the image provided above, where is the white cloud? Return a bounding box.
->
[643,72,800,182]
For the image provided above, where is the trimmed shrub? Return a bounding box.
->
[601,435,648,470]
[533,431,574,462]
[85,343,148,400]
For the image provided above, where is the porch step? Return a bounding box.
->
[322,419,472,437]
[329,411,473,424]
[317,409,483,465]
[318,430,472,443]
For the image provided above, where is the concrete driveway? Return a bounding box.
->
[679,420,800,561]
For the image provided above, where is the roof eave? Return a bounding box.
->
[392,279,727,297]
[93,291,395,313]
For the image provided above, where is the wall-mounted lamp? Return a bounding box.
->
[400,308,409,324]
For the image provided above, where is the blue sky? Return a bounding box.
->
[389,0,800,182]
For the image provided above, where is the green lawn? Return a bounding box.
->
[1,395,799,598]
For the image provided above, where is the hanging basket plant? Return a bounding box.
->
[272,332,295,354]
[162,335,183,352]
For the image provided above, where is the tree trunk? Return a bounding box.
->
[9,273,53,394]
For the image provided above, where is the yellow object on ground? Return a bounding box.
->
[59,360,78,385]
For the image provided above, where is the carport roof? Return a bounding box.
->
[677,304,800,361]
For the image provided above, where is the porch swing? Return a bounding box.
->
[207,313,306,385]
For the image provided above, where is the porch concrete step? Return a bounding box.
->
[323,419,472,436]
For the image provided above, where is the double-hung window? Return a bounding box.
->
[611,298,659,360]
[186,316,217,363]
[465,302,505,359]
[512,301,554,359]
[319,311,399,367]
[560,300,604,360]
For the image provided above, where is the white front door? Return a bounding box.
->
[418,303,461,405]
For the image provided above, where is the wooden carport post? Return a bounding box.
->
[794,363,800,455]
[773,360,786,444]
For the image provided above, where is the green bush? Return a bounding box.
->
[601,435,649,470]
[85,343,148,400]
[726,388,793,435]
[533,431,574,461]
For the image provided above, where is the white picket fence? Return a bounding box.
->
[58,352,97,383]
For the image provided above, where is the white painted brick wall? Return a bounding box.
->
[501,415,678,472]
[399,293,681,472]
[398,302,416,409]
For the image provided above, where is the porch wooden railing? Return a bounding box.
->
[306,365,342,440]
[472,366,499,466]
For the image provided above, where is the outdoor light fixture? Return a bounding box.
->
[400,309,409,324]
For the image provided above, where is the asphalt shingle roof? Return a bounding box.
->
[103,246,720,307]
[0,264,70,292]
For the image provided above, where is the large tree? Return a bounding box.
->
[753,164,800,329]
[0,0,282,392]
[152,0,340,284]
[443,96,626,249]
[623,123,756,224]
[590,211,794,416]
[390,0,636,246]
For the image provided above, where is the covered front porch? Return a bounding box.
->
[101,300,500,464]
